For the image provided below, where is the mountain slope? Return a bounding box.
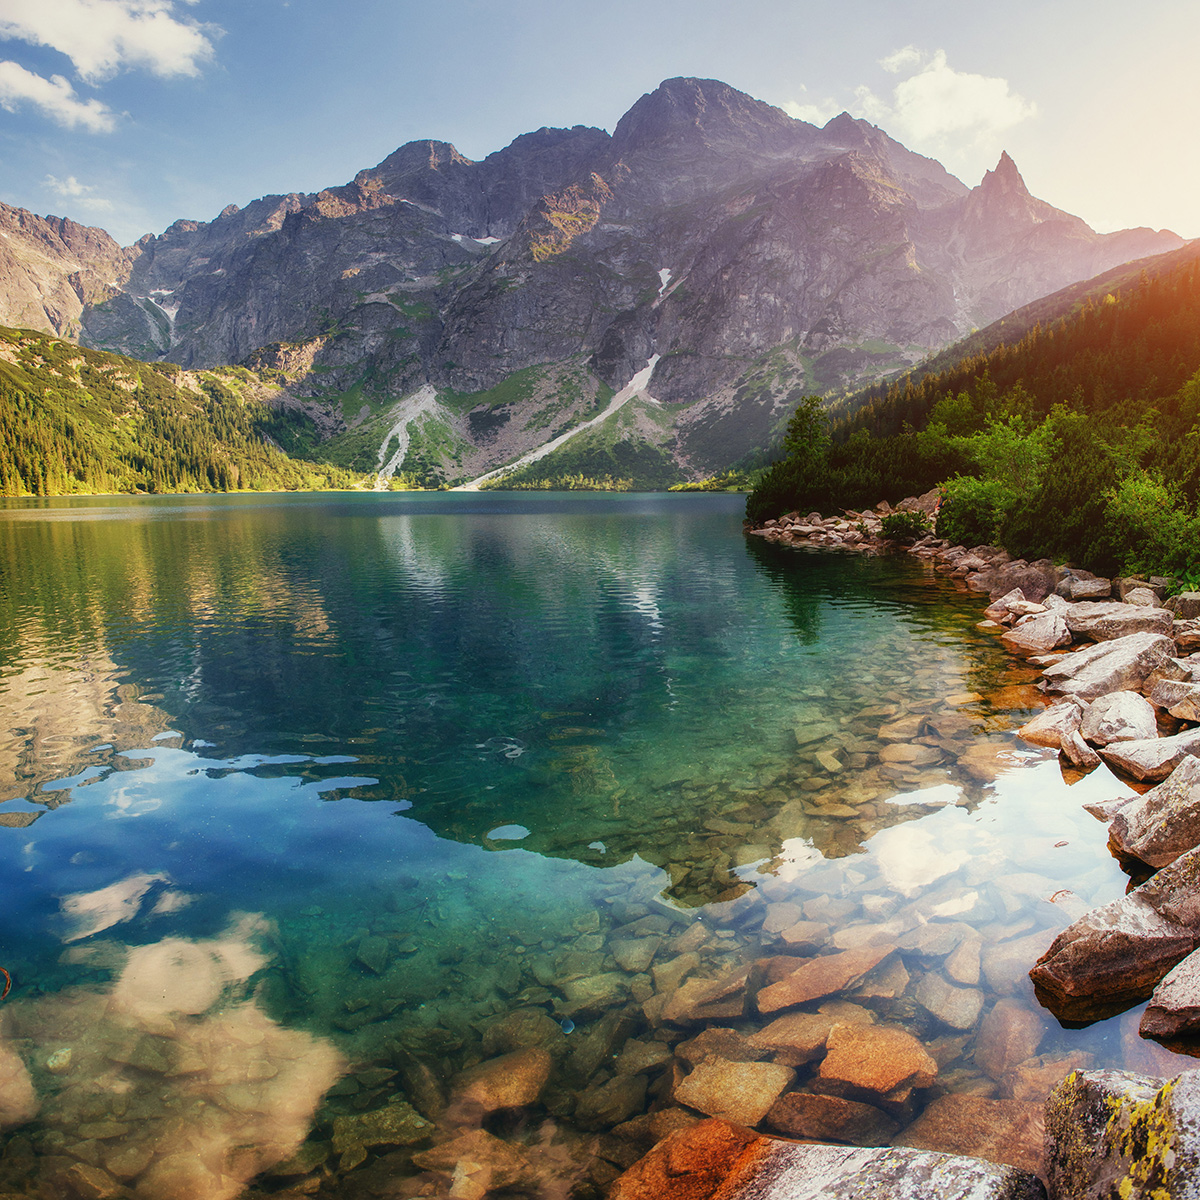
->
[2,77,1184,488]
[0,326,359,496]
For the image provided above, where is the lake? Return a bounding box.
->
[0,491,1177,1198]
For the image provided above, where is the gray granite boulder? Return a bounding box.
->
[1056,572,1113,601]
[1168,592,1200,620]
[1030,844,1200,1022]
[1142,948,1200,1038]
[1100,728,1200,782]
[1042,632,1177,701]
[609,1118,1046,1200]
[1017,700,1085,751]
[1045,1067,1200,1199]
[1001,611,1072,656]
[1063,601,1175,642]
[1080,691,1159,747]
[1109,756,1200,868]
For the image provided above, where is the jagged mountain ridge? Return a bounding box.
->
[3,77,1185,485]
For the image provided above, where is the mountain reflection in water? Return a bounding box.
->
[0,491,1184,1198]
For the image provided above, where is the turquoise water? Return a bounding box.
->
[0,492,1176,1197]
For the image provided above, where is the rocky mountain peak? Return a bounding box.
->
[611,76,800,156]
[980,151,1028,196]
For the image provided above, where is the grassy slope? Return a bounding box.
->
[0,326,363,496]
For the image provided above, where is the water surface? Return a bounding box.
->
[0,491,1176,1198]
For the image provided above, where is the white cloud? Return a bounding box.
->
[44,172,113,209]
[780,85,839,128]
[0,0,217,84]
[0,60,116,131]
[856,49,1036,147]
[880,45,923,75]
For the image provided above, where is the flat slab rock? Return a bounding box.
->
[1030,843,1200,1022]
[1041,631,1177,702]
[1100,727,1200,782]
[1045,1067,1200,1199]
[894,1094,1044,1176]
[609,1118,1046,1200]
[1142,946,1200,1038]
[1063,600,1174,641]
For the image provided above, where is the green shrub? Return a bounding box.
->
[1101,470,1200,576]
[880,510,932,540]
[936,476,1008,546]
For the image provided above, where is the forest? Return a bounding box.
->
[747,247,1200,582]
[0,328,360,496]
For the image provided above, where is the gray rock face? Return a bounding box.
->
[1079,691,1159,747]
[1109,756,1200,868]
[1016,700,1084,751]
[1000,611,1072,656]
[1042,632,1178,702]
[1,78,1178,484]
[1168,593,1200,620]
[1044,1068,1200,1199]
[1142,948,1200,1038]
[1100,728,1200,782]
[742,1140,1046,1200]
[1030,844,1200,1021]
[1063,601,1175,642]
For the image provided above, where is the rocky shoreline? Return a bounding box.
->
[730,497,1200,1198]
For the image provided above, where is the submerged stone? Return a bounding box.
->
[895,1094,1044,1176]
[674,1056,796,1126]
[816,1023,938,1098]
[452,1047,552,1112]
[756,947,894,1014]
[768,1090,900,1145]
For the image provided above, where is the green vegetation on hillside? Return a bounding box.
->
[748,252,1200,580]
[0,327,362,496]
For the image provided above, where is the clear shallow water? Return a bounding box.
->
[0,491,1182,1198]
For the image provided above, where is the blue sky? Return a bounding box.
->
[1,0,1197,246]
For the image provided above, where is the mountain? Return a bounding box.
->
[0,325,359,496]
[3,78,1185,488]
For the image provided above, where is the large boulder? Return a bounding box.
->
[1167,592,1200,619]
[1141,948,1200,1038]
[1030,844,1200,1022]
[1108,756,1200,868]
[1063,601,1174,642]
[1057,572,1113,601]
[1044,1067,1200,1199]
[1001,611,1072,656]
[1100,728,1200,782]
[1016,700,1085,751]
[609,1118,1046,1200]
[1079,691,1159,747]
[1042,632,1177,701]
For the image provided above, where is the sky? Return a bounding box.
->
[0,0,1197,247]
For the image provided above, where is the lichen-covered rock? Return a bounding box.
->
[1080,691,1159,746]
[1108,755,1200,868]
[1042,632,1177,701]
[1044,1067,1200,1199]
[1030,845,1200,1021]
[610,1118,1046,1200]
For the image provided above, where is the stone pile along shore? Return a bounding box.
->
[751,498,1200,1033]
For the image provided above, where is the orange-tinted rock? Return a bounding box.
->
[676,1027,767,1067]
[817,1023,937,1097]
[756,947,894,1014]
[608,1117,769,1200]
[675,1056,796,1127]
[895,1094,1044,1175]
[452,1047,551,1112]
[746,1012,837,1065]
[663,965,751,1023]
